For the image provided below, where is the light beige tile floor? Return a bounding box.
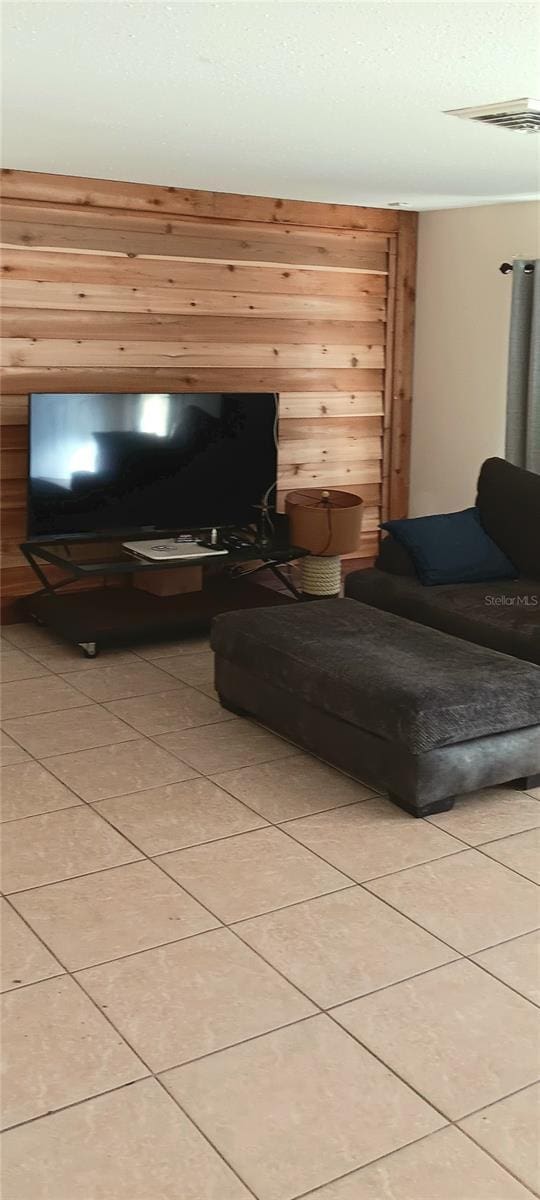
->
[212,752,378,821]
[480,828,540,884]
[1,675,92,721]
[426,786,540,845]
[459,1084,540,1194]
[303,1125,534,1199]
[364,849,540,954]
[1,759,82,821]
[0,647,51,683]
[0,898,63,992]
[156,648,218,697]
[96,775,268,855]
[157,714,298,774]
[472,931,540,1006]
[1,623,539,1200]
[332,959,540,1119]
[157,824,350,922]
[104,684,232,735]
[0,730,29,766]
[1,974,146,1128]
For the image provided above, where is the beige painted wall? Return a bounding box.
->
[410,201,540,516]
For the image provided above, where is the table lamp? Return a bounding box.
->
[285,488,364,596]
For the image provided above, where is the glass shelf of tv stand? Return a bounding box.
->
[19,534,307,658]
[20,534,306,580]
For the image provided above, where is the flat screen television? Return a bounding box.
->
[28,392,277,538]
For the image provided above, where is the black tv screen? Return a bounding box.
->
[28,392,277,538]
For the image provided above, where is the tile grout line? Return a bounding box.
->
[2,724,464,1163]
[457,1116,540,1200]
[1,891,260,1200]
[320,1004,540,1193]
[3,627,540,1195]
[5,888,457,1178]
[463,948,540,1009]
[264,824,540,1008]
[4,701,539,1006]
[426,821,540,851]
[0,1078,155,1136]
[4,890,539,1200]
[4,770,539,1015]
[4,627,540,791]
[5,646,538,890]
[292,1098,540,1200]
[19,783,537,1147]
[3,854,146,896]
[472,841,540,887]
[151,1078,260,1200]
[1,731,140,759]
[2,697,96,721]
[1,801,84,827]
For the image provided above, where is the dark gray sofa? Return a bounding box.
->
[345,457,540,665]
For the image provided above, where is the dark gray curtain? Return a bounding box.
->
[505,259,540,474]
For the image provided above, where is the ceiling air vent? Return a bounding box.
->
[445,97,540,133]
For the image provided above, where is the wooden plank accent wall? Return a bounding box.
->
[0,168,417,619]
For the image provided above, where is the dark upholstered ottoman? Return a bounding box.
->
[211,599,540,817]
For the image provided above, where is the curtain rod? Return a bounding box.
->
[499,261,535,274]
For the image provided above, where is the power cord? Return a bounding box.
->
[256,392,279,542]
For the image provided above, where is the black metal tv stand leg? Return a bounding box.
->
[20,545,56,595]
[228,559,303,600]
[268,563,303,600]
[21,544,102,656]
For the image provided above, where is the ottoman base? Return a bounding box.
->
[387,793,456,819]
[512,773,540,790]
[216,657,540,817]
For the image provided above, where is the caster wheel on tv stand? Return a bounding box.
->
[79,642,98,659]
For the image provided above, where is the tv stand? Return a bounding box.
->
[19,534,307,657]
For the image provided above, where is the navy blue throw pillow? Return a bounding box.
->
[382,507,517,586]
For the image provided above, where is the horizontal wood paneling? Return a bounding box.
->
[1,311,386,345]
[279,438,382,466]
[2,199,391,246]
[279,392,383,417]
[0,396,28,424]
[0,169,417,619]
[1,450,28,480]
[1,368,384,393]
[2,280,386,321]
[0,425,26,449]
[1,170,399,231]
[2,340,384,370]
[2,249,387,295]
[278,417,383,465]
[276,460,382,491]
[1,220,388,272]
[0,478,26,508]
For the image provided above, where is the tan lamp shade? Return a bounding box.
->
[285,488,364,557]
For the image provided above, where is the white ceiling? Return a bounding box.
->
[2,0,539,211]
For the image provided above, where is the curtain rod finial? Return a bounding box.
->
[500,261,535,274]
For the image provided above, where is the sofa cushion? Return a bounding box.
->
[211,599,540,754]
[382,507,516,585]
[477,457,540,579]
[376,534,418,577]
[344,569,540,664]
